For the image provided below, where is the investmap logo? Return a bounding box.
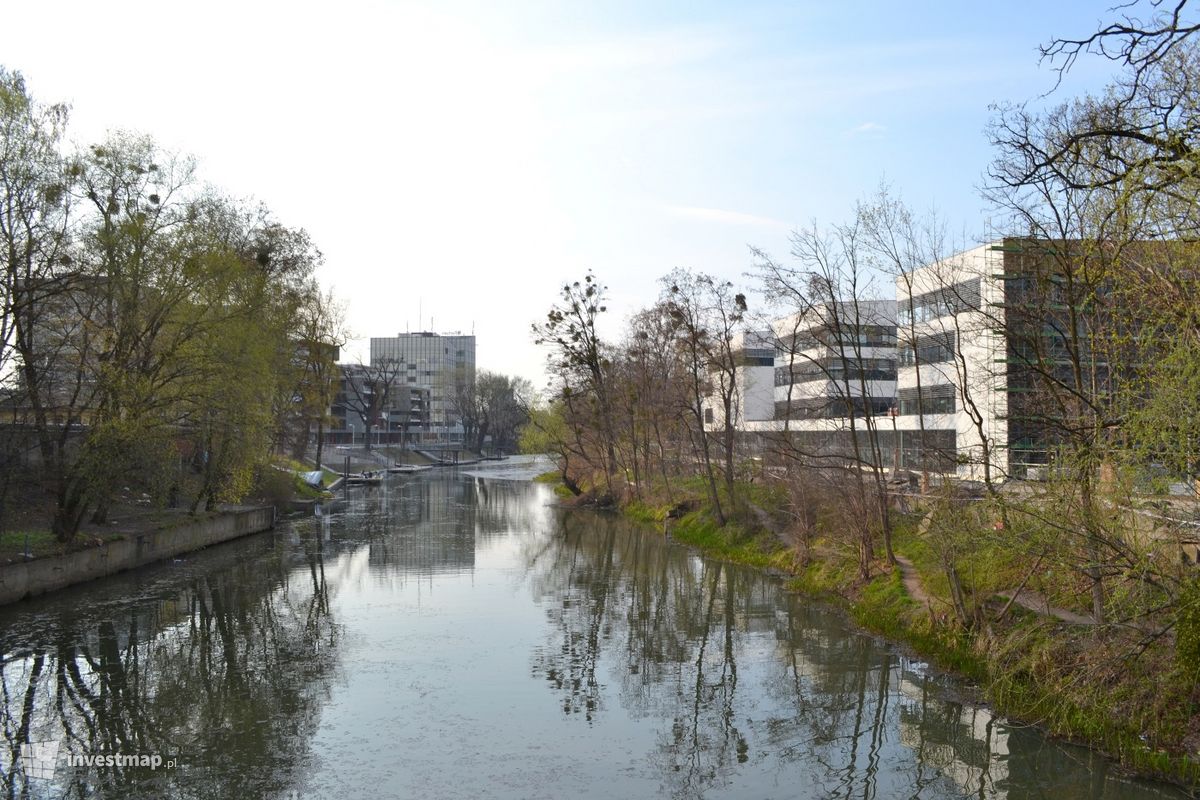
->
[19,740,60,780]
[18,740,176,781]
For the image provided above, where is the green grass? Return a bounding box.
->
[272,456,337,502]
[663,510,793,572]
[276,457,337,487]
[292,478,330,500]
[0,529,59,560]
[0,527,130,561]
[623,500,664,524]
[532,470,579,498]
[561,469,1200,785]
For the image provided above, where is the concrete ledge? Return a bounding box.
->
[0,506,276,606]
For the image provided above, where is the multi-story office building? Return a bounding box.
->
[706,300,901,468]
[709,238,1143,482]
[704,330,777,429]
[369,332,476,445]
[893,238,1122,481]
[893,242,1007,479]
[766,299,899,466]
[328,363,430,446]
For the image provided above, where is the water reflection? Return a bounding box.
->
[0,527,338,799]
[0,476,1187,799]
[522,509,1184,799]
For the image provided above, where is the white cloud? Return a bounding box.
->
[852,121,887,135]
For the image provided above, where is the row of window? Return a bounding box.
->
[739,348,775,367]
[768,382,959,420]
[896,383,957,415]
[777,324,898,352]
[897,278,981,326]
[780,428,958,471]
[897,331,956,366]
[775,358,897,386]
[773,397,895,420]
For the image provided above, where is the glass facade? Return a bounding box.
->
[775,357,896,387]
[897,383,957,415]
[369,333,477,444]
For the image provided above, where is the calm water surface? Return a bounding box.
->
[0,460,1188,798]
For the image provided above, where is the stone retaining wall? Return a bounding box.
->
[0,507,276,606]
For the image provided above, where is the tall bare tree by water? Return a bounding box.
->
[659,269,748,526]
[341,359,403,452]
[752,222,897,576]
[532,272,619,498]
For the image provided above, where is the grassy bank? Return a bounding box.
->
[537,471,1200,787]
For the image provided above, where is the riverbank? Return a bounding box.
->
[0,506,275,605]
[548,472,1200,788]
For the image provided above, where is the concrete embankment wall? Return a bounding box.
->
[0,506,276,606]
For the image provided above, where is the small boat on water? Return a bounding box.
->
[345,470,384,486]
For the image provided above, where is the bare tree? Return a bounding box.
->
[659,269,748,526]
[465,370,532,454]
[340,359,402,452]
[532,272,619,498]
[289,283,347,468]
[752,221,897,576]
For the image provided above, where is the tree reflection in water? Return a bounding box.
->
[521,507,1181,800]
[0,526,339,800]
[0,476,1184,800]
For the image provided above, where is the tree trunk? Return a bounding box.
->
[52,475,90,543]
[314,418,325,470]
[1080,473,1106,624]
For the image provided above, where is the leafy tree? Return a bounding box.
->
[519,400,584,495]
[287,284,347,469]
[0,68,73,526]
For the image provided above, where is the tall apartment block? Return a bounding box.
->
[370,331,476,445]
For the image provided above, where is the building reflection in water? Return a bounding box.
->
[521,507,1183,800]
[0,475,1185,800]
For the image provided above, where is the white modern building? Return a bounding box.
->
[710,238,1139,482]
[706,300,901,469]
[704,330,777,429]
[893,242,1008,480]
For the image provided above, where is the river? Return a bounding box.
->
[0,460,1187,798]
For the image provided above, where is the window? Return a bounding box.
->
[775,357,896,386]
[703,408,714,423]
[898,278,981,325]
[739,348,775,367]
[897,331,956,366]
[897,383,956,415]
[774,396,893,420]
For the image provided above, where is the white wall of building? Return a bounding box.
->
[894,242,1008,481]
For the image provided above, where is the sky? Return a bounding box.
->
[0,1,1122,387]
